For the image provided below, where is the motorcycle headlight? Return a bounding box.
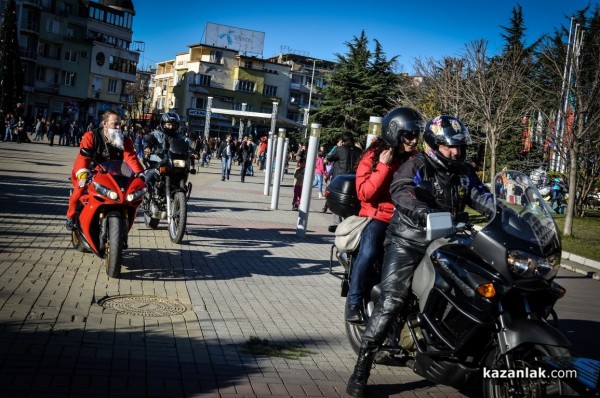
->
[127,187,147,202]
[507,250,561,280]
[93,182,119,200]
[172,159,186,168]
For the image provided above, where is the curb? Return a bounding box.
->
[562,251,600,271]
[562,251,600,281]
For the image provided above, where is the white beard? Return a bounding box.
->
[108,128,124,149]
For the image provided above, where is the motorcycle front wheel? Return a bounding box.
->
[105,216,124,278]
[168,191,187,243]
[483,344,571,398]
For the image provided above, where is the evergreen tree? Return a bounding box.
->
[496,4,542,171]
[0,0,24,117]
[312,31,398,146]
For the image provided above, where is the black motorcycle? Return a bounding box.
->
[142,136,194,244]
[329,170,600,397]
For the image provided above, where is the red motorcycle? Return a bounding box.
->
[70,149,147,278]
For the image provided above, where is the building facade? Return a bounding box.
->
[1,0,139,125]
[151,43,307,139]
[264,53,335,125]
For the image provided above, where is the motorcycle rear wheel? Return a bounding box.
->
[344,297,392,364]
[168,191,187,244]
[142,196,160,229]
[105,216,124,278]
[483,344,571,398]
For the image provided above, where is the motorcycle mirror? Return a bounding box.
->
[80,148,95,159]
[426,212,453,241]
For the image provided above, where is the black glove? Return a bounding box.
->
[413,206,431,228]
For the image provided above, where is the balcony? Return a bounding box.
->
[20,21,39,34]
[35,82,59,94]
[188,84,209,93]
[21,0,42,9]
[19,48,37,62]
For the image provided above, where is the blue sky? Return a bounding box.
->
[132,0,595,73]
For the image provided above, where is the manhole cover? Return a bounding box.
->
[98,295,187,317]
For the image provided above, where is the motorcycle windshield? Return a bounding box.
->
[169,137,190,157]
[489,170,561,257]
[99,160,135,178]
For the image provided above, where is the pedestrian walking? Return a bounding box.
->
[292,158,306,210]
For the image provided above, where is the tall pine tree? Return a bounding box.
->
[312,31,398,145]
[496,4,542,171]
[0,0,24,117]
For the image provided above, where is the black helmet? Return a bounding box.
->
[159,112,180,136]
[423,115,472,171]
[382,107,424,148]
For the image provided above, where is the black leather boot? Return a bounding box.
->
[346,347,377,397]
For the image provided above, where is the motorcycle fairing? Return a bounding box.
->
[413,352,479,387]
[497,318,571,355]
[76,161,145,255]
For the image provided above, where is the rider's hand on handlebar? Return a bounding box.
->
[76,171,89,188]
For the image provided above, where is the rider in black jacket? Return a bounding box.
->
[144,112,185,193]
[346,115,495,397]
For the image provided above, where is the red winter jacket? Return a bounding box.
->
[71,129,143,181]
[355,148,416,223]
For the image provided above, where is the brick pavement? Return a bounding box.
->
[0,140,548,397]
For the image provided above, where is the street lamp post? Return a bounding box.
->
[296,123,322,237]
[366,116,383,148]
[303,59,317,140]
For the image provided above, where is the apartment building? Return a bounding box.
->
[152,43,307,138]
[1,0,138,124]
[264,53,335,125]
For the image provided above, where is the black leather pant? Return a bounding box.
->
[361,240,422,348]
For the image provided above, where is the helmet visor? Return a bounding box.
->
[401,129,420,141]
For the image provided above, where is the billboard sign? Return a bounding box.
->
[204,22,265,55]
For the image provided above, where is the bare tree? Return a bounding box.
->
[537,12,600,234]
[396,56,469,120]
[398,41,530,183]
[460,40,531,183]
[125,72,154,128]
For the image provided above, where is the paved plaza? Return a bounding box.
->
[0,141,598,397]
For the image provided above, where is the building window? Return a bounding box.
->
[235,80,254,93]
[108,79,118,93]
[108,55,137,75]
[263,85,277,96]
[209,51,222,64]
[244,60,253,69]
[61,71,76,86]
[193,97,206,109]
[46,19,60,34]
[194,74,211,86]
[234,103,253,111]
[64,50,78,63]
[35,66,46,81]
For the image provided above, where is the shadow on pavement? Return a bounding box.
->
[0,319,330,396]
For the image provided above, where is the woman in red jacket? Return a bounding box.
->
[345,107,424,324]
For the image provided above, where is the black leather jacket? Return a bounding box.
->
[326,143,362,178]
[386,153,494,250]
